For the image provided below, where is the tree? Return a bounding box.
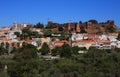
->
[79,21,82,24]
[6,42,9,54]
[80,26,87,33]
[45,25,57,29]
[51,47,61,56]
[88,46,97,51]
[58,26,64,31]
[14,32,20,37]
[14,44,38,59]
[34,22,44,28]
[6,45,120,77]
[0,42,4,47]
[11,43,14,47]
[8,44,39,77]
[0,71,9,77]
[31,31,42,38]
[88,19,98,24]
[117,32,120,41]
[57,33,71,41]
[59,43,72,58]
[71,46,80,54]
[22,42,27,47]
[22,28,30,34]
[0,46,7,55]
[43,30,52,37]
[6,42,9,49]
[105,25,116,33]
[39,43,50,55]
[22,44,38,59]
[17,42,20,47]
[21,28,32,39]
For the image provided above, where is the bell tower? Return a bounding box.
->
[13,21,17,30]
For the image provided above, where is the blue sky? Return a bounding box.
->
[0,0,120,27]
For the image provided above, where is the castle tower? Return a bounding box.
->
[76,23,80,32]
[68,20,72,32]
[87,22,92,29]
[68,23,71,31]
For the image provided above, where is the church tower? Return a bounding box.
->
[13,21,17,30]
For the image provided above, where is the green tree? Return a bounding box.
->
[71,46,80,54]
[88,19,98,24]
[6,42,9,49]
[79,21,82,24]
[45,24,57,29]
[0,42,4,47]
[39,43,50,55]
[88,46,97,51]
[17,42,20,47]
[34,22,44,28]
[6,42,9,55]
[0,71,9,77]
[59,43,72,58]
[51,47,61,56]
[11,43,14,47]
[14,32,20,37]
[31,31,41,38]
[5,46,120,77]
[8,44,39,77]
[21,44,38,59]
[58,26,64,31]
[21,28,32,39]
[0,46,7,55]
[105,25,116,33]
[22,28,32,35]
[117,32,120,41]
[58,33,71,41]
[22,42,27,47]
[80,26,87,33]
[43,29,52,37]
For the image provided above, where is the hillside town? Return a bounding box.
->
[0,20,120,77]
[1,0,120,76]
[0,20,120,54]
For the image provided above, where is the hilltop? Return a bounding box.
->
[46,20,119,34]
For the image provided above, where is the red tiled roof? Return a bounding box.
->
[55,42,64,47]
[76,40,93,43]
[25,39,33,43]
[0,30,9,33]
[54,40,69,47]
[2,38,10,42]
[13,45,22,49]
[97,40,110,44]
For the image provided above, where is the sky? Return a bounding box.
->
[0,0,120,27]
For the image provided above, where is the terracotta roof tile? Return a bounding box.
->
[76,40,93,43]
[25,39,33,43]
[54,40,69,47]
